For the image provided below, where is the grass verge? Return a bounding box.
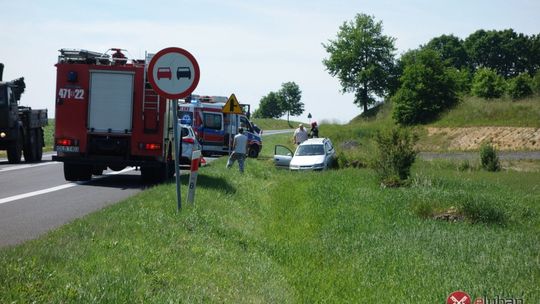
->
[1,136,539,303]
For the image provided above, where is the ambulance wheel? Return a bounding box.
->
[248,145,259,158]
[23,129,38,162]
[64,163,92,181]
[7,133,23,164]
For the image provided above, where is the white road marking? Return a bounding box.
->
[0,161,60,173]
[0,167,136,205]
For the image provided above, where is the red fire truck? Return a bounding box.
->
[53,48,176,182]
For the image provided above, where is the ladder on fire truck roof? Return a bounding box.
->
[142,52,160,133]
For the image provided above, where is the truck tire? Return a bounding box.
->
[23,129,38,162]
[248,144,260,158]
[141,165,167,184]
[7,134,23,164]
[35,128,44,162]
[64,163,92,181]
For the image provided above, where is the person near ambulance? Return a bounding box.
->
[293,124,309,145]
[226,127,249,173]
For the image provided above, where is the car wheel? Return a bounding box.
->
[248,145,259,158]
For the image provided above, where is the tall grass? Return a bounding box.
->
[1,150,539,303]
[433,96,540,127]
[251,118,305,130]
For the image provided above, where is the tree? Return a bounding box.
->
[254,91,283,118]
[322,13,396,113]
[424,34,469,70]
[507,73,533,100]
[278,81,303,125]
[471,68,506,99]
[392,49,458,125]
[464,29,533,78]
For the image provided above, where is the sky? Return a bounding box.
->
[1,0,539,124]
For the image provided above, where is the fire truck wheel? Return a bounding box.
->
[23,129,38,162]
[109,165,126,171]
[248,145,259,158]
[92,166,105,176]
[7,132,23,164]
[64,163,92,181]
[167,160,175,178]
[141,165,167,184]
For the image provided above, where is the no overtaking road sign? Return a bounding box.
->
[148,47,200,100]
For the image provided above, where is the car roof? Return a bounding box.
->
[299,138,328,145]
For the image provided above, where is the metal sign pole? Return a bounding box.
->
[173,99,182,211]
[229,121,232,155]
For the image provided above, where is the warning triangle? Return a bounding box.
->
[223,93,243,114]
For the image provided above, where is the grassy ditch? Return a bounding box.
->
[1,134,539,303]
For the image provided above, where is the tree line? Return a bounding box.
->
[252,81,304,125]
[322,14,540,125]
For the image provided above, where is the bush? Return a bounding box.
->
[392,49,459,125]
[480,143,500,171]
[460,198,506,225]
[507,73,533,99]
[531,70,540,95]
[471,68,506,99]
[373,127,418,186]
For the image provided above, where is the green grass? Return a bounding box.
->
[251,118,305,130]
[44,119,54,152]
[432,95,540,128]
[1,135,539,302]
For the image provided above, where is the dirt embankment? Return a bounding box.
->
[422,127,540,151]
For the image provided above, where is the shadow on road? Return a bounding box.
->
[82,173,145,190]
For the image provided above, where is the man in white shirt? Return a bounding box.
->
[226,127,249,173]
[293,124,308,145]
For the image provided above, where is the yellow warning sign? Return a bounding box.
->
[223,93,243,114]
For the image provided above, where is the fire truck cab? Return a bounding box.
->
[179,95,262,158]
[53,49,176,182]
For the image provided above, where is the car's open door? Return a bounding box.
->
[273,145,293,169]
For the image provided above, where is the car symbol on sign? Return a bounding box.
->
[157,67,172,80]
[177,67,191,80]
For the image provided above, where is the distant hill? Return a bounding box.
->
[336,95,540,152]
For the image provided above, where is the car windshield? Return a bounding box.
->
[295,144,324,156]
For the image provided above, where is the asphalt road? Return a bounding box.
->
[0,129,291,248]
[0,153,156,247]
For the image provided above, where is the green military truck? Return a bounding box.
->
[0,63,48,163]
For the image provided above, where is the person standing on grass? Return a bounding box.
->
[293,124,309,145]
[309,121,319,138]
[226,127,249,173]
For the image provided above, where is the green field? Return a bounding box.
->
[432,96,540,128]
[251,118,305,130]
[1,133,538,303]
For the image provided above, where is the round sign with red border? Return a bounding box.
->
[148,47,200,99]
[447,291,471,304]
